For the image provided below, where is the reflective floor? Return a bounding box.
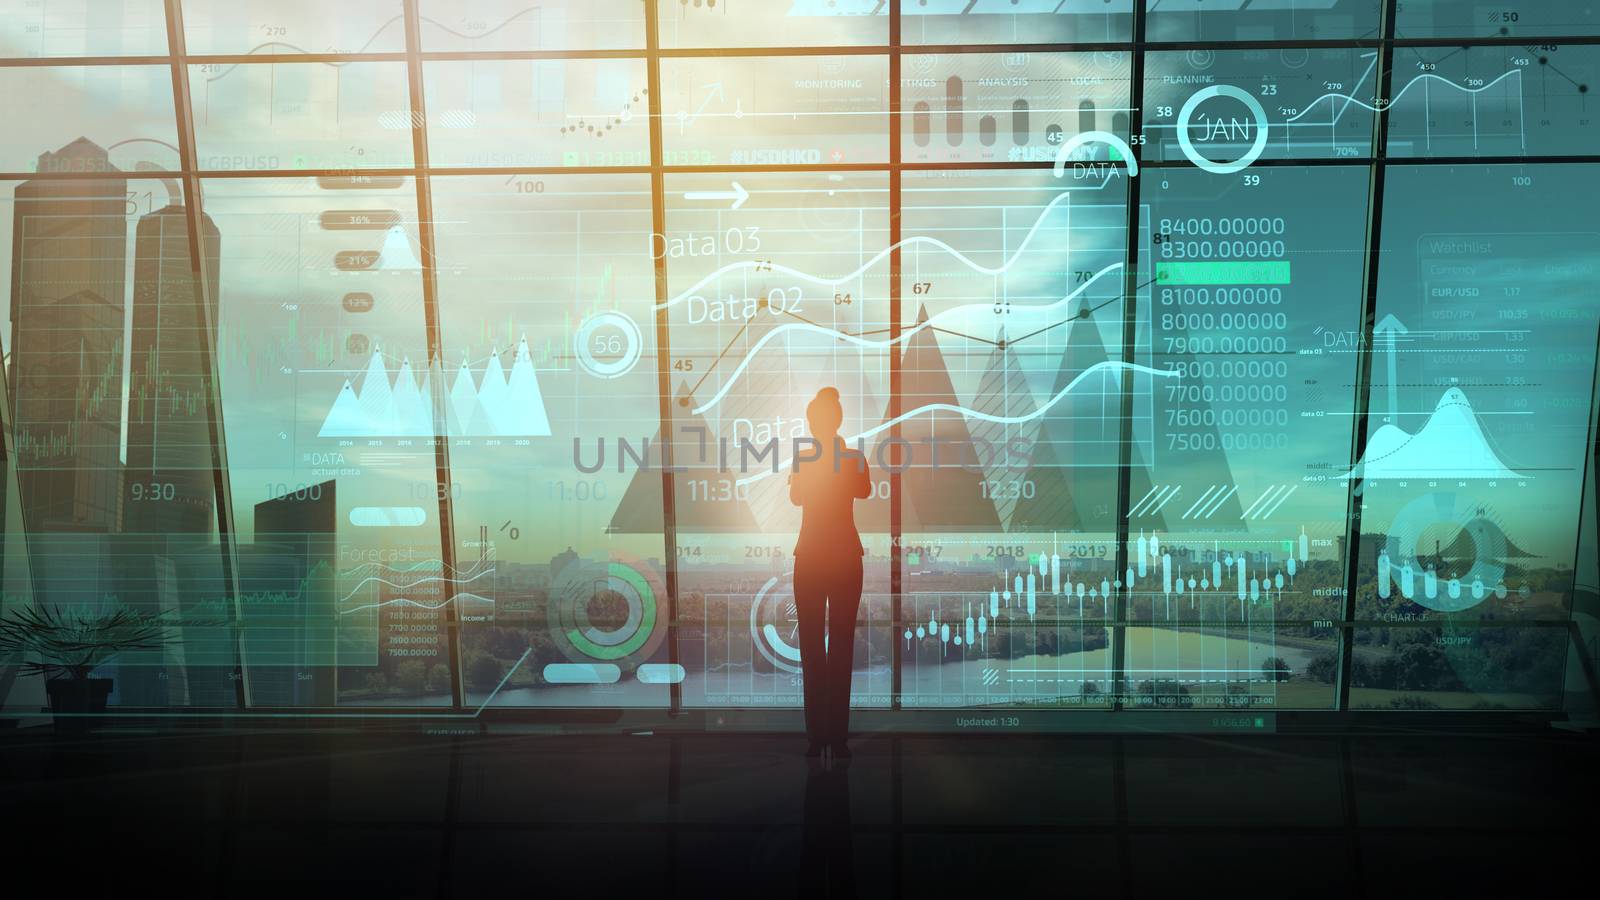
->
[0,725,1592,896]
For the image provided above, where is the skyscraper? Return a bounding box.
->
[111,196,227,707]
[7,137,127,533]
[249,481,338,707]
[122,198,222,536]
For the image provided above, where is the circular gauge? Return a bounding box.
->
[1383,493,1508,613]
[573,311,642,379]
[1175,84,1271,175]
[548,556,666,665]
[751,574,803,674]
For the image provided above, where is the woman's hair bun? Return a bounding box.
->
[815,387,840,402]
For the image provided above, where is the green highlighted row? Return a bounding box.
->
[1155,261,1291,285]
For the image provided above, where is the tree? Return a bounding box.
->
[1355,655,1399,690]
[1306,652,1338,684]
[395,659,428,695]
[425,663,451,694]
[1395,643,1451,692]
[363,671,389,696]
[466,650,506,690]
[1387,695,1440,710]
[1262,657,1291,683]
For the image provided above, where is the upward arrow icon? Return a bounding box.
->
[1374,314,1408,423]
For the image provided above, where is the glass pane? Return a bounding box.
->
[1143,48,1377,165]
[180,0,406,56]
[204,176,450,707]
[0,343,44,713]
[896,168,1127,709]
[1127,165,1369,707]
[1349,625,1567,710]
[1355,165,1600,627]
[1387,44,1600,159]
[659,55,889,167]
[1396,1,1600,39]
[1123,621,1291,709]
[1269,624,1337,709]
[189,61,413,171]
[0,0,167,57]
[0,67,179,172]
[656,0,888,49]
[900,52,1132,165]
[902,0,1133,46]
[419,0,646,51]
[1146,0,1378,42]
[423,59,651,169]
[430,173,669,708]
[662,171,893,709]
[2,170,237,708]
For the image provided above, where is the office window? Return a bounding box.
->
[432,173,672,708]
[1,0,1596,721]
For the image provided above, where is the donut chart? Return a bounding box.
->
[549,557,666,664]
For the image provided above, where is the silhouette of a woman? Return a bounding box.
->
[789,388,871,758]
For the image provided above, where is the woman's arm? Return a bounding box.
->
[851,453,871,499]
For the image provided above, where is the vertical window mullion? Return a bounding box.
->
[401,0,464,710]
[1337,0,1402,711]
[643,1,683,717]
[160,0,249,710]
[1110,2,1149,710]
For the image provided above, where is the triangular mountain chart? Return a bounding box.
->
[319,338,551,438]
[1344,387,1524,480]
[969,326,1042,530]
[607,382,761,534]
[375,225,422,270]
[875,306,1001,532]
[1010,305,1161,533]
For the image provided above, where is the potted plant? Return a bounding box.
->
[0,605,176,733]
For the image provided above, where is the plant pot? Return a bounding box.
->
[45,678,113,734]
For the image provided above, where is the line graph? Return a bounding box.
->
[857,361,1174,443]
[656,187,1087,312]
[1387,44,1598,156]
[1145,48,1549,162]
[683,261,1125,415]
[340,592,496,615]
[335,566,495,607]
[1156,55,1526,128]
[196,7,548,83]
[732,360,1177,488]
[1304,68,1524,118]
[335,558,498,615]
[657,173,1162,525]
